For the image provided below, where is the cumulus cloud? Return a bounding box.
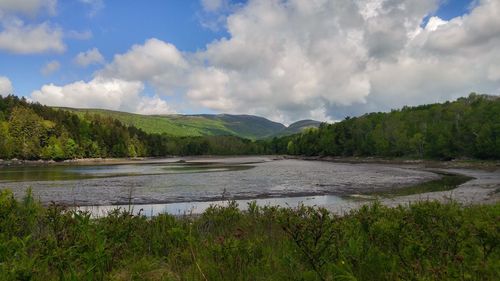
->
[189,0,499,121]
[0,0,57,17]
[0,20,65,54]
[0,76,13,97]
[136,95,176,115]
[31,78,144,111]
[41,60,60,75]
[74,48,104,67]
[31,77,175,114]
[100,38,188,94]
[31,0,500,123]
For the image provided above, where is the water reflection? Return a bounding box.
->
[78,195,345,217]
[0,162,255,183]
[0,158,439,206]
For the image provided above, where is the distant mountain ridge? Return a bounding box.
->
[278,120,322,136]
[57,107,321,139]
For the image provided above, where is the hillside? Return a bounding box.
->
[274,120,322,137]
[0,96,268,160]
[58,108,318,139]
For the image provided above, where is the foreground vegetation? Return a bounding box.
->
[1,190,498,280]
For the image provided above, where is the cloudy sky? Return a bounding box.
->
[0,0,499,123]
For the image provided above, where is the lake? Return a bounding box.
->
[0,157,439,215]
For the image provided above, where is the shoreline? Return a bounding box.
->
[284,155,500,171]
[0,155,283,167]
[1,156,498,210]
[2,154,499,169]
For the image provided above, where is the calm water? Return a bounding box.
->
[79,195,346,217]
[0,157,438,210]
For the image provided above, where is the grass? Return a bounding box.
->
[57,108,289,139]
[371,171,474,197]
[63,108,233,137]
[0,189,498,280]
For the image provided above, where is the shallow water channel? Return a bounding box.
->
[0,157,440,215]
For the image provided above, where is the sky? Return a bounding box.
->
[0,0,499,124]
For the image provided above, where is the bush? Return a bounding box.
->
[0,190,498,280]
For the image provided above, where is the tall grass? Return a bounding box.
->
[0,189,498,280]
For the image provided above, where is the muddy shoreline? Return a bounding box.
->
[2,155,499,169]
[284,155,500,170]
[0,155,283,168]
[1,156,498,209]
[280,155,500,210]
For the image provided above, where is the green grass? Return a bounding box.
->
[0,190,498,280]
[57,108,292,139]
[64,108,234,137]
[371,172,474,197]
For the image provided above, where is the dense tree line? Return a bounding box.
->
[270,93,500,159]
[0,96,266,160]
[2,93,499,161]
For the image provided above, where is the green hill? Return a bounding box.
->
[57,108,319,139]
[274,120,322,137]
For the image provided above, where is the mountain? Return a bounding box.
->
[57,108,320,139]
[275,120,322,136]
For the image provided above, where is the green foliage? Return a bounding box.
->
[62,108,289,139]
[0,96,269,160]
[273,94,500,159]
[8,107,45,159]
[0,190,498,280]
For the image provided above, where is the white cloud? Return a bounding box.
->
[0,0,57,17]
[425,16,447,31]
[413,0,500,55]
[0,20,65,54]
[74,48,104,67]
[30,77,175,114]
[488,64,500,81]
[31,0,500,123]
[31,78,144,111]
[41,60,60,75]
[136,95,176,115]
[101,38,188,94]
[0,76,13,97]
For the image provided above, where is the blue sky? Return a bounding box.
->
[0,1,230,98]
[1,0,497,123]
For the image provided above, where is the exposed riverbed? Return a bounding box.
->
[0,157,498,216]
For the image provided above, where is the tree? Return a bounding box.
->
[8,107,45,159]
[0,121,14,159]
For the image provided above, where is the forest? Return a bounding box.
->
[270,93,500,160]
[1,93,499,160]
[0,95,265,160]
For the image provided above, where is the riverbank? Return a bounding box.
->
[271,155,500,212]
[0,155,281,167]
[284,155,500,171]
[0,158,441,206]
[2,154,499,169]
[0,157,168,167]
[1,156,498,210]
